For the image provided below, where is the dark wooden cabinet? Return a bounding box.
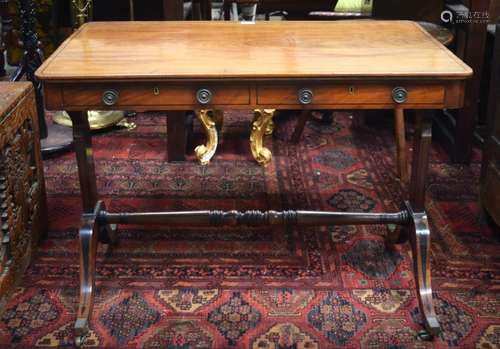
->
[0,82,47,313]
[257,0,335,18]
[481,23,500,227]
[92,0,184,20]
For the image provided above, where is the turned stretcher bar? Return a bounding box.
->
[97,209,410,226]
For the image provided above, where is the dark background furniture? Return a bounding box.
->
[93,0,180,20]
[0,0,10,77]
[92,0,211,20]
[253,0,334,19]
[481,21,500,227]
[0,82,47,314]
[92,0,337,21]
[433,0,492,163]
[303,0,496,165]
[372,0,444,22]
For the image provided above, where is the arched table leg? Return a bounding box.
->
[74,201,104,347]
[405,202,441,339]
[407,111,441,339]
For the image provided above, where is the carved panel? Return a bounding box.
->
[0,82,46,313]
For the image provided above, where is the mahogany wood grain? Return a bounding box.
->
[36,21,471,82]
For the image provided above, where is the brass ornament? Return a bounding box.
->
[72,0,93,27]
[194,109,219,165]
[53,110,135,130]
[250,109,275,166]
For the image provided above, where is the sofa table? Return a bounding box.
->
[35,20,472,346]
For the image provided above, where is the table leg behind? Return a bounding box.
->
[410,112,432,211]
[394,107,409,182]
[167,111,187,161]
[291,110,311,143]
[408,111,440,339]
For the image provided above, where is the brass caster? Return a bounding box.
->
[384,223,399,248]
[417,330,433,341]
[53,110,127,130]
[385,223,408,247]
[75,334,87,347]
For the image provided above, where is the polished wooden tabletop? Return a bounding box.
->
[36,20,472,81]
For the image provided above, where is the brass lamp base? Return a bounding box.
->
[53,110,134,130]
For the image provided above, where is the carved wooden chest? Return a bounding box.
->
[0,82,47,312]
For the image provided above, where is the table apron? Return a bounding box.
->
[42,80,465,111]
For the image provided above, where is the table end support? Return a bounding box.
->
[75,200,440,341]
[404,201,441,339]
[75,201,105,347]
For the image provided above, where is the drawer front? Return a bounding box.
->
[62,83,250,108]
[257,84,445,106]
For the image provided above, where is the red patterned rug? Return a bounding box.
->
[0,111,499,348]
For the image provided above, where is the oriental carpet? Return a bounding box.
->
[0,111,498,348]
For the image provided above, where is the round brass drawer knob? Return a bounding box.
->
[196,88,212,105]
[298,88,314,105]
[392,87,408,104]
[102,89,119,106]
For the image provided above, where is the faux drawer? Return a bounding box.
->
[256,84,445,106]
[61,83,250,107]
